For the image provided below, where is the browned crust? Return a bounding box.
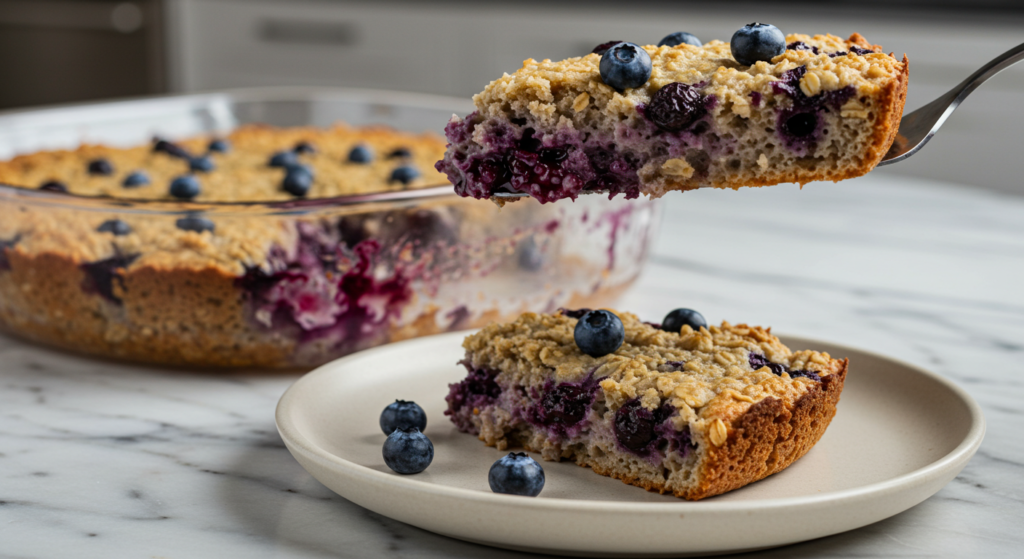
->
[684,358,848,499]
[515,358,848,500]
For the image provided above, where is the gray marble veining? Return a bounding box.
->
[1,172,1023,558]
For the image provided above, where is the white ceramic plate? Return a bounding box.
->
[276,332,984,557]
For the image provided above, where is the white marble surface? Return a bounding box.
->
[2,171,1022,558]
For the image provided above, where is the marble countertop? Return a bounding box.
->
[2,171,1022,558]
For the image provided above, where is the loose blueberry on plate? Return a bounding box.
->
[592,40,623,55]
[282,164,313,197]
[387,147,412,159]
[39,180,67,192]
[189,156,215,173]
[169,175,201,199]
[96,219,132,236]
[382,427,434,475]
[574,309,625,357]
[389,165,420,185]
[600,42,652,90]
[658,31,701,48]
[293,141,317,154]
[207,139,230,153]
[122,171,150,188]
[175,214,215,233]
[661,308,707,333]
[87,158,114,176]
[488,452,545,497]
[380,400,428,435]
[730,23,786,66]
[268,150,298,168]
[347,144,373,163]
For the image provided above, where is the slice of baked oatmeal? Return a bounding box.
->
[446,309,847,500]
[436,32,907,204]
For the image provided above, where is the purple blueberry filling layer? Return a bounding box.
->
[615,398,696,460]
[749,351,821,381]
[525,370,602,437]
[236,210,466,354]
[0,235,20,271]
[80,253,139,304]
[445,361,502,432]
[238,227,415,349]
[438,92,724,203]
[771,65,855,155]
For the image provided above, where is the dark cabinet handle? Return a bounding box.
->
[257,19,359,46]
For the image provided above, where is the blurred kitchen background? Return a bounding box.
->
[0,0,1021,194]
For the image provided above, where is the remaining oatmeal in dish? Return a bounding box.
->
[0,123,660,368]
[446,309,847,500]
[436,28,908,204]
[0,123,448,201]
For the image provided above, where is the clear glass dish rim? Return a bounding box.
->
[0,86,473,216]
[0,181,460,217]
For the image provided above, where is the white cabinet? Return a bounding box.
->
[166,0,1024,194]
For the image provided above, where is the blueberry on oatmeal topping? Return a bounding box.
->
[658,31,701,48]
[574,309,625,357]
[730,23,786,66]
[600,42,652,90]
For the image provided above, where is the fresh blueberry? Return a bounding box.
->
[730,23,786,66]
[39,180,67,193]
[574,310,625,357]
[175,214,215,233]
[207,139,230,153]
[347,144,373,163]
[382,427,434,475]
[658,32,701,48]
[189,155,215,173]
[153,138,191,159]
[293,141,317,154]
[646,82,706,132]
[600,42,652,91]
[380,400,428,435]
[387,147,412,159]
[122,171,150,188]
[96,219,131,236]
[87,158,114,176]
[591,40,623,55]
[268,150,298,168]
[169,175,200,199]
[661,308,707,333]
[389,165,420,185]
[282,164,313,197]
[488,452,545,497]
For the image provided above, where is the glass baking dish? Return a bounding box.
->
[0,87,661,368]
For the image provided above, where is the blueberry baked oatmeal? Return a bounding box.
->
[0,125,658,367]
[446,308,847,500]
[436,28,908,203]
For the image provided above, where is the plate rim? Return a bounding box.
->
[276,330,986,514]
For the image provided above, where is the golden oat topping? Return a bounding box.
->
[462,310,839,426]
[0,124,449,202]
